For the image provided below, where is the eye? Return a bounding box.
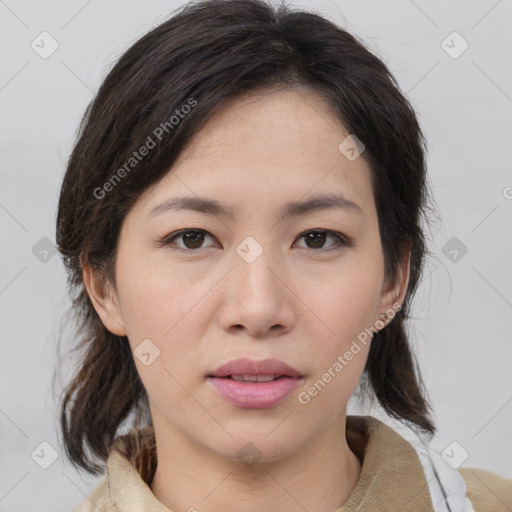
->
[159,228,352,254]
[160,229,217,252]
[294,229,352,251]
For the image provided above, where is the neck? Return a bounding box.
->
[150,415,362,512]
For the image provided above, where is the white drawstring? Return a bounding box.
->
[411,438,475,512]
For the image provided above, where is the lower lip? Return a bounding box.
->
[207,376,303,409]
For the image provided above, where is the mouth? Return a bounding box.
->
[206,358,304,409]
[220,374,292,382]
[208,357,303,379]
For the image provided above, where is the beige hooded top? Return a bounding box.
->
[72,416,511,512]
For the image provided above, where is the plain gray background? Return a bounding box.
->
[1,0,511,510]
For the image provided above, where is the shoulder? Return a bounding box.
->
[459,467,512,512]
[70,426,159,511]
[71,476,111,512]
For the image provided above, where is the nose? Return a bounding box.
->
[218,243,295,339]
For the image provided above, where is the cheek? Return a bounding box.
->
[298,265,380,411]
[305,255,384,349]
[115,252,210,341]
[115,259,218,408]
[118,264,206,410]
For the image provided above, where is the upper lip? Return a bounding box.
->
[208,358,302,378]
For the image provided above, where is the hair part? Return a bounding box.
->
[56,0,436,475]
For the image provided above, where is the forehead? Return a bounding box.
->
[130,88,376,222]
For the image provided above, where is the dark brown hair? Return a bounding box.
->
[56,0,437,475]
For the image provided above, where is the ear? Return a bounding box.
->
[377,243,411,327]
[82,261,127,337]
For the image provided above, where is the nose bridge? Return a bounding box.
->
[233,234,283,300]
[219,234,292,334]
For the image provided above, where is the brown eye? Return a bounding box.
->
[304,231,327,249]
[161,229,216,252]
[295,230,350,251]
[161,228,351,254]
[181,230,206,249]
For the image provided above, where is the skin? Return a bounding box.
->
[83,87,410,512]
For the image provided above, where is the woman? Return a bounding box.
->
[55,0,511,510]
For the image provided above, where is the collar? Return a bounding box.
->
[105,415,434,511]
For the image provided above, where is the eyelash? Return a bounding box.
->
[158,228,353,254]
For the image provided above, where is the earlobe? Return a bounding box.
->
[82,263,127,337]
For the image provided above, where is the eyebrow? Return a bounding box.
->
[147,193,365,220]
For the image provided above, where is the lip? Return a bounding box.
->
[207,358,304,409]
[208,357,302,378]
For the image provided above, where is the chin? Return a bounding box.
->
[207,430,303,466]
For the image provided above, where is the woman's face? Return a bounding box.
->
[85,87,408,463]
